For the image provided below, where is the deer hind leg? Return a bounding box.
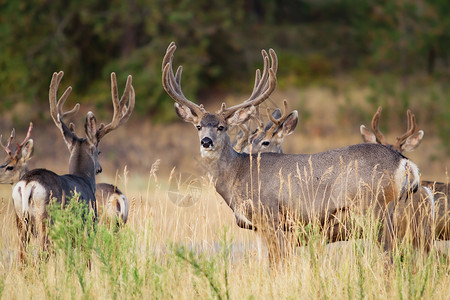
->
[15,215,28,264]
[37,215,48,258]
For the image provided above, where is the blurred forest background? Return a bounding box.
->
[0,0,449,179]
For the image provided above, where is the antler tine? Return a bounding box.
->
[162,42,206,118]
[233,124,251,152]
[13,122,33,157]
[49,71,80,129]
[370,106,387,145]
[266,100,289,137]
[96,73,134,141]
[219,49,278,118]
[0,128,16,156]
[247,50,269,102]
[394,109,417,148]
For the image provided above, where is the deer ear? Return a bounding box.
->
[401,130,424,152]
[360,125,377,143]
[20,139,34,162]
[59,116,77,150]
[227,106,255,126]
[174,103,199,124]
[281,111,298,136]
[85,111,98,146]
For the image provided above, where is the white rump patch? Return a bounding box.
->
[12,180,47,218]
[394,159,420,198]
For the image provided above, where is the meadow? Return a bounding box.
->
[0,83,449,299]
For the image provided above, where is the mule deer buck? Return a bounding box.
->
[11,71,134,260]
[0,125,129,227]
[162,42,420,264]
[361,107,449,241]
[233,99,298,154]
[0,123,34,186]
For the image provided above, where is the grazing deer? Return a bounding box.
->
[0,126,129,227]
[162,42,420,264]
[233,100,298,154]
[11,71,134,260]
[361,107,449,241]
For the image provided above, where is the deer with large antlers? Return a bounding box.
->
[11,71,134,261]
[0,125,129,227]
[361,107,449,243]
[162,42,421,264]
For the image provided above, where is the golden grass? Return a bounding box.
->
[1,164,449,299]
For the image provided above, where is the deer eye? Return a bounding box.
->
[6,166,14,171]
[196,125,201,131]
[217,125,224,131]
[262,141,270,147]
[98,151,102,155]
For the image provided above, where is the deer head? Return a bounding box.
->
[162,42,277,159]
[360,106,424,153]
[245,100,298,153]
[0,123,33,185]
[49,71,135,178]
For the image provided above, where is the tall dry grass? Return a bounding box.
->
[0,161,449,299]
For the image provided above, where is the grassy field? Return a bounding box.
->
[0,83,449,299]
[1,166,449,299]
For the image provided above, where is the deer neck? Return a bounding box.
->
[68,144,96,191]
[201,134,243,185]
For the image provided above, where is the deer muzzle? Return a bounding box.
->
[201,137,213,149]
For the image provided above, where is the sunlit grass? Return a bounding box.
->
[0,164,449,299]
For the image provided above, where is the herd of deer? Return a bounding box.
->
[0,42,448,265]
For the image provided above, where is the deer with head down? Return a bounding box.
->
[162,42,421,264]
[11,71,134,261]
[361,107,449,243]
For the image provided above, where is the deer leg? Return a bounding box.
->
[15,215,27,263]
[36,215,48,259]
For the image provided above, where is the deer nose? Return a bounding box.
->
[201,137,213,148]
[96,166,102,175]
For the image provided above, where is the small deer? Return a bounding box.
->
[0,124,34,186]
[162,42,420,264]
[233,100,298,154]
[361,107,449,242]
[11,71,134,260]
[0,127,129,227]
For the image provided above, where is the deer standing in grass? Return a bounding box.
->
[0,127,129,227]
[361,107,449,243]
[162,42,421,264]
[11,71,134,261]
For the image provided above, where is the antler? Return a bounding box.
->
[233,124,251,152]
[162,42,206,118]
[265,100,289,137]
[217,49,278,118]
[393,109,417,150]
[49,71,80,132]
[370,106,387,145]
[0,128,15,156]
[96,73,135,141]
[0,123,33,159]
